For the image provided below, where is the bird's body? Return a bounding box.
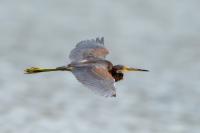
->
[25,37,148,97]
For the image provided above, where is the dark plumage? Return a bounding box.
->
[109,65,124,82]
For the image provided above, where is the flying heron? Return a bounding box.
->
[25,37,148,97]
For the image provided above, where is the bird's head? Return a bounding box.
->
[113,65,149,73]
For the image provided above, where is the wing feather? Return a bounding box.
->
[72,65,116,97]
[69,37,109,62]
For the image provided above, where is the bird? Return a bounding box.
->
[25,37,148,97]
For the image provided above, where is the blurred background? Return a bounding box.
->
[0,0,200,133]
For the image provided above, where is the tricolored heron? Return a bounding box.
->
[25,37,148,97]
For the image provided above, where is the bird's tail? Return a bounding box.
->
[24,66,72,74]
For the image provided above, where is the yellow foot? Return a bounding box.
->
[24,67,44,74]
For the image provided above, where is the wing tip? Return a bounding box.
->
[104,91,116,98]
[112,93,116,97]
[96,37,104,45]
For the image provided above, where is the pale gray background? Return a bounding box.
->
[1,0,200,133]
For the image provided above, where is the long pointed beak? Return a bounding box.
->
[124,67,149,72]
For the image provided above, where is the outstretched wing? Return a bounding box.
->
[69,37,109,62]
[72,65,116,97]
